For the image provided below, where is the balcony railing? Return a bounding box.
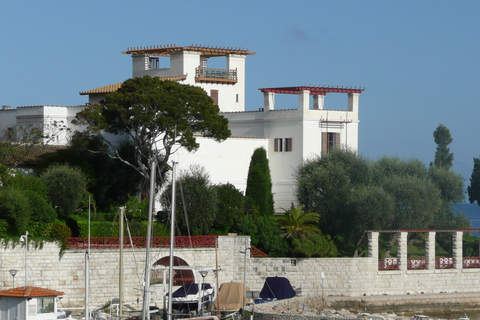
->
[65,236,267,257]
[195,67,237,84]
[407,258,427,269]
[463,257,480,268]
[435,257,455,269]
[379,258,399,270]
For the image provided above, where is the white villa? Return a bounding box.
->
[0,44,364,212]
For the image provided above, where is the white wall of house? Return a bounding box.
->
[176,136,268,193]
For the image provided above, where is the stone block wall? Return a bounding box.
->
[2,233,480,311]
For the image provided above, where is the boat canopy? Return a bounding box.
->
[212,282,250,311]
[259,276,296,300]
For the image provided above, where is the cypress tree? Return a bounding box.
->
[468,157,480,205]
[245,147,274,216]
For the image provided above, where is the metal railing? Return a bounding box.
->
[66,236,268,257]
[378,258,399,270]
[407,258,427,269]
[463,257,480,268]
[435,257,455,269]
[195,67,237,82]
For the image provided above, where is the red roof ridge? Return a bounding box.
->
[0,286,64,298]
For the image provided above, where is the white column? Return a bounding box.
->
[368,232,379,261]
[398,232,408,271]
[426,232,436,270]
[453,231,463,269]
[348,93,359,113]
[264,92,275,111]
[313,95,324,110]
[298,90,310,114]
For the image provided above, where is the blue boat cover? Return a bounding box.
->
[171,283,213,297]
[259,276,296,300]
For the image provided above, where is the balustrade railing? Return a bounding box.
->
[379,258,399,270]
[195,67,237,82]
[407,258,427,269]
[65,236,268,257]
[435,257,455,269]
[463,257,480,268]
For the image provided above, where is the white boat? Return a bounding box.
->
[357,312,386,320]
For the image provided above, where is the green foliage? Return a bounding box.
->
[123,195,149,221]
[235,214,289,257]
[161,165,218,235]
[73,76,231,188]
[2,172,49,200]
[38,134,142,212]
[433,124,454,169]
[40,164,88,220]
[428,166,464,204]
[245,147,274,216]
[275,204,320,239]
[296,149,467,257]
[0,188,31,235]
[292,233,338,258]
[468,157,480,205]
[47,221,72,242]
[23,190,57,222]
[211,183,244,233]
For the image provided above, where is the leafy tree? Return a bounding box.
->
[73,76,231,189]
[211,183,244,234]
[291,233,338,258]
[0,188,31,235]
[296,149,370,236]
[235,214,289,257]
[40,164,88,220]
[23,190,56,223]
[245,147,274,216]
[433,124,454,169]
[39,133,142,211]
[296,150,467,257]
[275,204,320,239]
[345,185,395,256]
[468,157,480,205]
[0,121,66,168]
[161,165,217,235]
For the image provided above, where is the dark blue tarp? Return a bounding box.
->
[171,283,212,297]
[259,276,296,300]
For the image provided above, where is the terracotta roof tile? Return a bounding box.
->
[79,75,188,95]
[0,286,64,298]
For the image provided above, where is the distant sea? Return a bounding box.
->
[453,203,480,236]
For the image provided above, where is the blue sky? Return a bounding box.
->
[1,1,479,198]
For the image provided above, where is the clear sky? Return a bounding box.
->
[1,1,479,197]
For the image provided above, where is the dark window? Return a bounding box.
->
[274,138,292,152]
[322,132,340,153]
[210,90,219,105]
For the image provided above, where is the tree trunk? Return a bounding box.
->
[384,233,398,258]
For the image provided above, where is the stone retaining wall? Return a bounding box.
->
[2,234,480,310]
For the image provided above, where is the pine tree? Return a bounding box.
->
[245,147,274,216]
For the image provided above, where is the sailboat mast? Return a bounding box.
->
[142,160,156,320]
[119,206,125,319]
[85,196,91,320]
[167,159,177,320]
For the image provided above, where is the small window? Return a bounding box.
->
[37,297,55,314]
[210,90,219,105]
[274,138,292,152]
[322,132,339,153]
[236,94,239,103]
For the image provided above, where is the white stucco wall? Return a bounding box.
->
[176,136,268,193]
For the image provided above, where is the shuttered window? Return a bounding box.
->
[274,138,292,152]
[210,90,219,105]
[322,132,340,154]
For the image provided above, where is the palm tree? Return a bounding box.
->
[275,204,320,239]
